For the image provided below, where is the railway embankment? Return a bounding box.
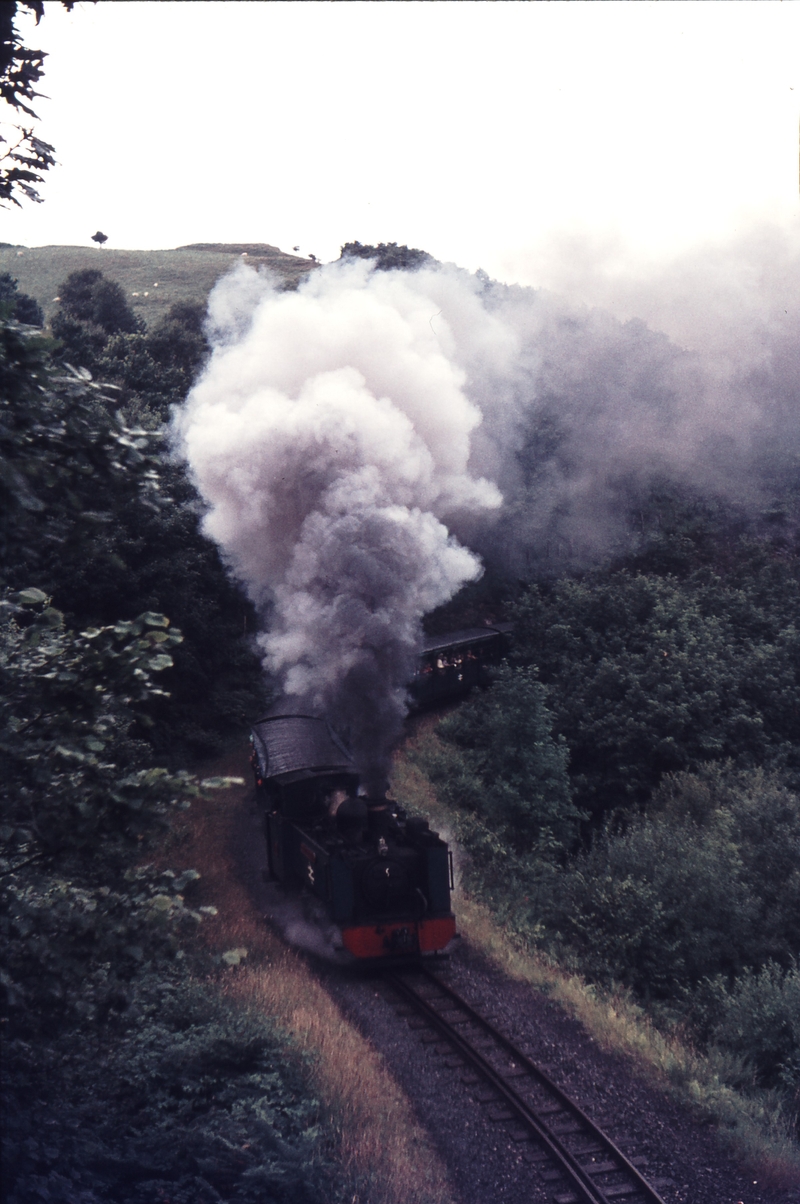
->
[388,726,800,1203]
[167,744,457,1204]
[187,737,799,1204]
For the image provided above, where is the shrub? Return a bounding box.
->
[0,271,43,325]
[511,568,800,816]
[434,663,582,854]
[710,961,800,1115]
[339,241,434,272]
[552,804,758,998]
[540,767,800,1001]
[2,976,341,1204]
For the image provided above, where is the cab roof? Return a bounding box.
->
[251,712,355,784]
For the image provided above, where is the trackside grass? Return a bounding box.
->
[170,749,458,1204]
[392,726,800,1188]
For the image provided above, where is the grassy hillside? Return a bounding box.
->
[0,242,316,325]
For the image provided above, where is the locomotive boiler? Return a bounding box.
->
[250,710,456,960]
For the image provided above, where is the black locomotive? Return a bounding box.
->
[250,710,455,959]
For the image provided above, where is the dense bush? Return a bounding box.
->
[98,300,210,425]
[414,725,800,1126]
[710,962,800,1103]
[52,267,142,344]
[51,271,211,425]
[0,590,205,1031]
[1,313,341,1200]
[428,664,582,854]
[339,241,435,272]
[548,767,800,999]
[2,976,340,1204]
[510,566,800,816]
[2,288,264,758]
[0,271,43,325]
[0,321,152,575]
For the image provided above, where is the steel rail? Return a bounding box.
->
[386,967,669,1204]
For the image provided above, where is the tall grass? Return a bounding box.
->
[170,747,457,1204]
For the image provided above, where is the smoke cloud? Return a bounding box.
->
[174,259,502,786]
[468,222,800,573]
[175,227,800,774]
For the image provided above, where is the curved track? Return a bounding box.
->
[385,966,670,1204]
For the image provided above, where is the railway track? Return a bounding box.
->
[384,966,670,1204]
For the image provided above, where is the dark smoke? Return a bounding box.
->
[174,259,499,786]
[174,226,800,774]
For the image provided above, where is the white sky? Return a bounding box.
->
[2,0,799,288]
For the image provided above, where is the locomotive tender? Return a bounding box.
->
[250,710,456,960]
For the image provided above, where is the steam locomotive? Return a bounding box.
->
[250,709,456,960]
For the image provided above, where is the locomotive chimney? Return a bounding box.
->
[363,782,393,840]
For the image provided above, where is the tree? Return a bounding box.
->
[0,319,158,577]
[54,267,140,334]
[339,241,434,272]
[0,269,42,324]
[1,314,264,757]
[509,568,800,817]
[99,298,210,423]
[91,229,108,245]
[50,268,143,369]
[434,663,582,854]
[0,1,77,207]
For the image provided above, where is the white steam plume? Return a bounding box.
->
[176,228,800,775]
[174,259,502,787]
[466,222,800,573]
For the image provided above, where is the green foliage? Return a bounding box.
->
[146,299,208,375]
[514,764,800,1003]
[0,320,160,576]
[1,863,205,1035]
[710,962,800,1104]
[0,589,206,1035]
[2,977,343,1203]
[653,767,800,967]
[28,456,265,758]
[339,241,435,272]
[97,298,210,423]
[432,664,582,853]
[55,267,142,336]
[510,567,800,816]
[51,267,144,369]
[0,292,338,1199]
[1,313,264,755]
[0,593,187,863]
[0,2,76,208]
[414,731,800,1123]
[560,812,741,997]
[0,270,43,323]
[51,273,209,422]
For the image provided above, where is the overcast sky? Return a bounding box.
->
[3,0,799,288]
